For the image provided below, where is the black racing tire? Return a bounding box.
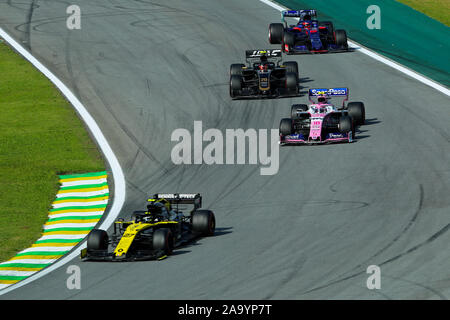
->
[291,104,308,118]
[339,115,353,134]
[229,75,243,98]
[335,29,348,48]
[283,31,295,47]
[230,63,245,76]
[279,118,293,136]
[319,21,334,35]
[192,210,215,236]
[285,72,297,93]
[283,61,299,78]
[269,23,284,44]
[347,102,365,126]
[87,229,109,251]
[152,228,174,255]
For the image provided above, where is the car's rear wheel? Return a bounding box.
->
[87,229,109,251]
[285,72,297,93]
[319,21,335,44]
[152,228,174,255]
[347,102,365,126]
[192,210,215,236]
[283,61,299,79]
[230,75,243,98]
[269,23,284,44]
[319,21,334,35]
[279,118,293,136]
[230,63,245,76]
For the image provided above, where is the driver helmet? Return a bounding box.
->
[147,201,166,217]
[158,198,171,212]
[317,95,329,104]
[301,21,311,29]
[259,55,269,71]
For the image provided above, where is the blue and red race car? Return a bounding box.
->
[269,10,349,54]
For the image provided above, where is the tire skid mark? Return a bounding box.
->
[383,274,448,300]
[24,0,38,50]
[348,184,425,271]
[297,183,426,296]
[298,221,450,299]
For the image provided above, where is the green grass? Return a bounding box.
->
[0,40,105,262]
[397,0,450,26]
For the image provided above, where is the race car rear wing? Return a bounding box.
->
[309,88,349,106]
[282,10,317,18]
[245,49,282,65]
[281,10,318,27]
[149,193,202,210]
[245,49,282,58]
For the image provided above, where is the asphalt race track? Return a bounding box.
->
[0,0,449,299]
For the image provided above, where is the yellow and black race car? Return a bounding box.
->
[80,193,215,261]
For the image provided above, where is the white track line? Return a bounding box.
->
[259,0,450,96]
[52,200,109,208]
[18,247,74,253]
[0,271,37,277]
[43,223,99,230]
[0,28,126,295]
[37,235,89,241]
[1,259,58,265]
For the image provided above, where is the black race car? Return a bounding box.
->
[229,49,299,99]
[80,193,216,261]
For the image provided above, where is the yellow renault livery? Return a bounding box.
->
[80,193,216,261]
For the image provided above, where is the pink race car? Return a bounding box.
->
[279,87,365,145]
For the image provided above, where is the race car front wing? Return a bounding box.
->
[80,248,167,261]
[279,132,352,145]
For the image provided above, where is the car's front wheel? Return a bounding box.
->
[279,118,293,136]
[291,104,308,119]
[339,115,354,136]
[153,228,174,255]
[87,229,109,251]
[335,29,348,48]
[283,31,295,48]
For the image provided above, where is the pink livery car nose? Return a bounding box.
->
[309,117,323,140]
